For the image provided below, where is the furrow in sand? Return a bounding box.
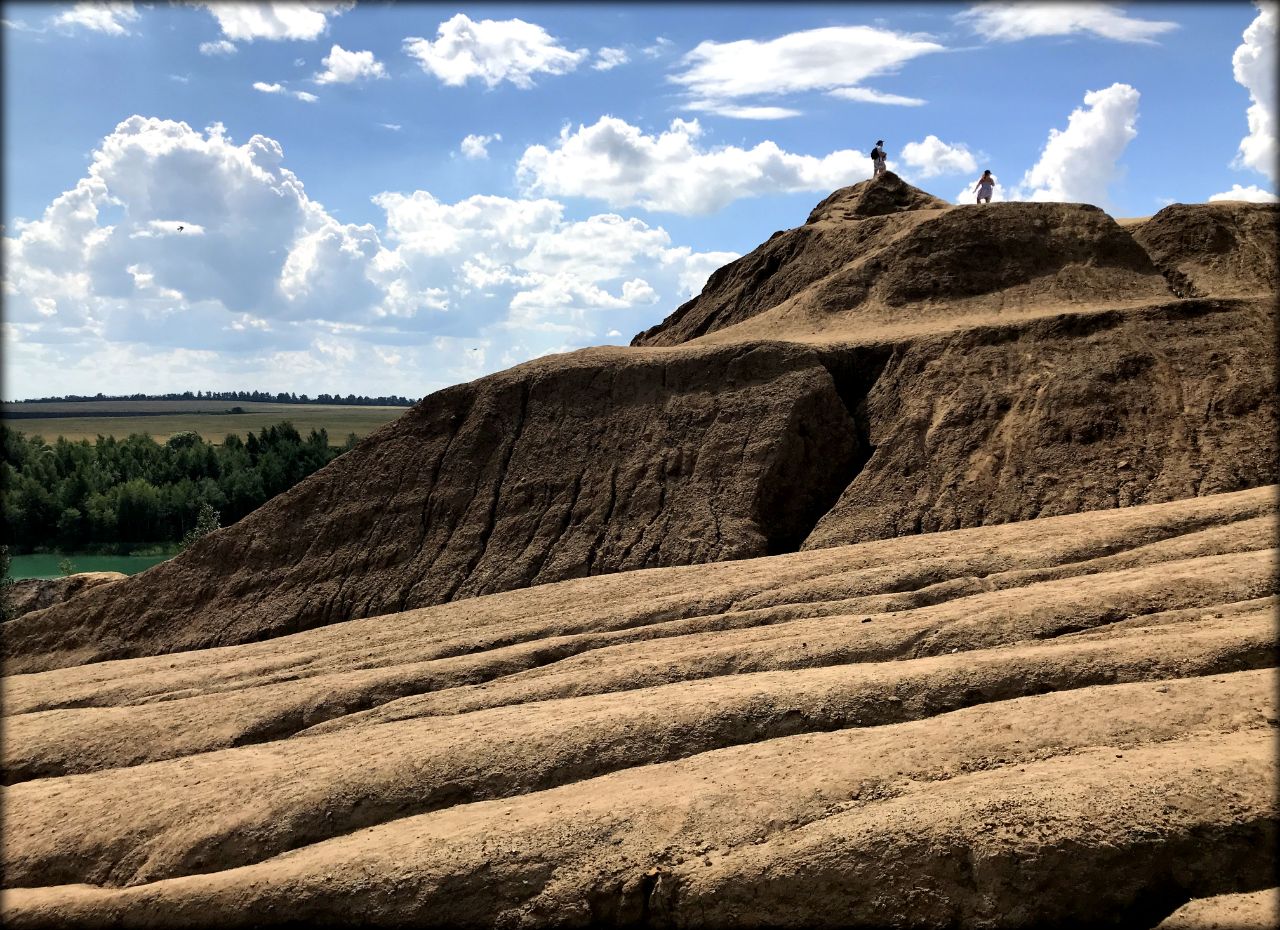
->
[3,632,1273,888]
[307,548,1275,729]
[3,541,1272,778]
[662,730,1275,929]
[2,695,1273,928]
[6,485,1272,718]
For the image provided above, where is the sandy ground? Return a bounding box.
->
[1156,888,1280,928]
[3,486,1276,927]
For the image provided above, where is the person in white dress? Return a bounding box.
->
[973,170,996,204]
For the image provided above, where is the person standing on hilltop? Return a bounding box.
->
[973,170,996,204]
[871,140,887,177]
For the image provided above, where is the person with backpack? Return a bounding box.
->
[973,170,996,204]
[871,140,887,177]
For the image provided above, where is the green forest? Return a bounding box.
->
[1,423,355,553]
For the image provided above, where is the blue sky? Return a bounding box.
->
[3,2,1274,400]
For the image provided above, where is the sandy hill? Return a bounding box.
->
[2,176,1276,928]
[4,175,1274,674]
[632,172,1176,347]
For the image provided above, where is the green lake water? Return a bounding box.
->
[8,553,170,580]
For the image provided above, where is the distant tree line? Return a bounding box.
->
[8,390,416,406]
[1,423,357,553]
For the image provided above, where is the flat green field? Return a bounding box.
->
[4,400,320,416]
[6,404,409,444]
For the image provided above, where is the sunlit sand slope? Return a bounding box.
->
[3,487,1275,928]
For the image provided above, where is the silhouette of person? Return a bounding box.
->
[973,170,996,204]
[871,140,887,178]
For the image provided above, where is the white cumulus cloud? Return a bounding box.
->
[956,3,1179,43]
[314,43,387,84]
[52,2,139,36]
[371,192,736,337]
[404,13,588,88]
[1013,83,1140,205]
[460,133,502,160]
[594,47,630,71]
[1208,183,1278,202]
[900,136,979,178]
[643,37,674,58]
[4,116,739,398]
[3,116,382,340]
[517,116,870,214]
[253,82,317,102]
[195,2,350,42]
[500,213,719,328]
[1230,2,1276,181]
[670,25,944,118]
[199,39,237,56]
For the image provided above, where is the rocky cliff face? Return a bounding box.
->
[3,344,867,671]
[4,176,1275,673]
[805,297,1276,548]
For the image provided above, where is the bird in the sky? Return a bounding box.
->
[177,225,184,232]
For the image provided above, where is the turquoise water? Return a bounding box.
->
[8,553,170,580]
